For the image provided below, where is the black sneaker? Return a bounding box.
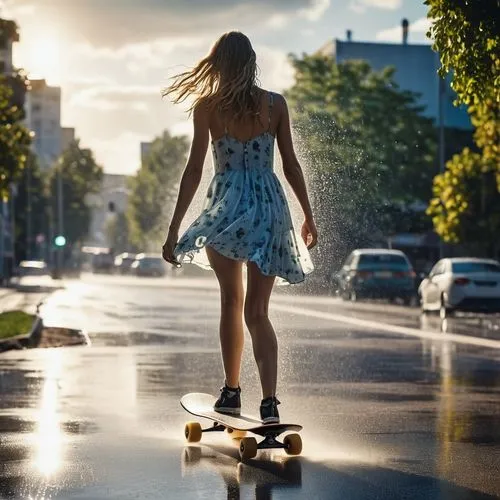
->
[260,397,280,424]
[214,385,241,415]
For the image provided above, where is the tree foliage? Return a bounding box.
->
[285,55,437,270]
[106,212,130,253]
[426,0,500,253]
[428,148,500,256]
[49,139,103,245]
[0,76,31,200]
[127,131,189,250]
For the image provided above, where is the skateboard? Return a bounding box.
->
[180,393,302,460]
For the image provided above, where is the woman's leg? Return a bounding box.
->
[206,246,244,388]
[244,261,277,399]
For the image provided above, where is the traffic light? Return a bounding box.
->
[54,235,66,247]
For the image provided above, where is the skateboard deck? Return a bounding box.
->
[180,392,303,459]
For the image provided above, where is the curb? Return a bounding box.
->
[0,315,44,353]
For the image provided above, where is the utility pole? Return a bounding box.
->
[10,184,16,275]
[56,162,64,275]
[26,161,32,259]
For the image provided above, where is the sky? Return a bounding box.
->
[1,0,430,176]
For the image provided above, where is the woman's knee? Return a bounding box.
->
[244,304,268,330]
[221,289,244,309]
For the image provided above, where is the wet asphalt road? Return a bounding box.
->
[0,274,499,499]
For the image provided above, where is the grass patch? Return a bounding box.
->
[0,311,35,340]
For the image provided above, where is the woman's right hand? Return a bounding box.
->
[162,228,181,268]
[301,218,318,250]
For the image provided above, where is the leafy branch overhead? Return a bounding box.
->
[426,0,500,255]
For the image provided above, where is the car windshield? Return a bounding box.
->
[452,262,500,273]
[358,254,409,268]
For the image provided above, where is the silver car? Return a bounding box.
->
[418,258,500,318]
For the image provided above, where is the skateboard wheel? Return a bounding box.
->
[239,437,258,460]
[185,422,202,443]
[284,433,302,456]
[226,428,247,440]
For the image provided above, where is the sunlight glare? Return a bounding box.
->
[28,35,61,85]
[34,349,63,477]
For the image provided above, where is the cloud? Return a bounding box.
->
[255,45,294,92]
[0,0,37,17]
[5,0,325,48]
[76,37,208,68]
[350,0,402,13]
[86,131,152,176]
[298,0,331,21]
[376,17,432,43]
[69,84,159,112]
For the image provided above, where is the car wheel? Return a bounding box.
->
[439,294,453,320]
[420,293,428,314]
[403,296,412,307]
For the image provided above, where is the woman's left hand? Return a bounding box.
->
[162,229,181,267]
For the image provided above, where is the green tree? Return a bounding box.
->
[428,148,500,256]
[105,212,130,252]
[13,154,49,261]
[426,0,500,254]
[426,0,499,163]
[285,55,437,272]
[49,139,103,246]
[128,131,189,250]
[0,76,31,200]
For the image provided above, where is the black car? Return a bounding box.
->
[337,249,416,304]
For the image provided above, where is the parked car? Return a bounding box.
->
[113,253,136,274]
[14,261,54,291]
[418,258,500,318]
[337,249,416,304]
[18,260,49,277]
[131,253,167,277]
[92,252,114,273]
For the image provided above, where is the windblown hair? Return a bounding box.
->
[162,31,260,120]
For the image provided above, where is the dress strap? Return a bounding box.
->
[267,92,274,132]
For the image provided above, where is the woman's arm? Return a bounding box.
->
[162,104,209,265]
[276,95,318,249]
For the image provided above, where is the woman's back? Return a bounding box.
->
[210,91,278,174]
[208,89,279,143]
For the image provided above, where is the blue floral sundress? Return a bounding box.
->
[175,92,314,284]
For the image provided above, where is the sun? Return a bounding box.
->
[27,35,61,85]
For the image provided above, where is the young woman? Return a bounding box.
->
[162,31,317,424]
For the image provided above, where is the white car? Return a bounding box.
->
[418,258,500,318]
[14,260,54,291]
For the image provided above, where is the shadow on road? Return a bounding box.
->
[181,443,498,500]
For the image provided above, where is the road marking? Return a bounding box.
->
[272,303,500,350]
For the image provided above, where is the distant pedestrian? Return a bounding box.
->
[162,31,317,423]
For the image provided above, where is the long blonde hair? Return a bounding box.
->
[162,31,260,120]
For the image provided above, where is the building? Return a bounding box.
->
[25,79,62,168]
[61,127,75,151]
[318,20,471,130]
[86,174,130,248]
